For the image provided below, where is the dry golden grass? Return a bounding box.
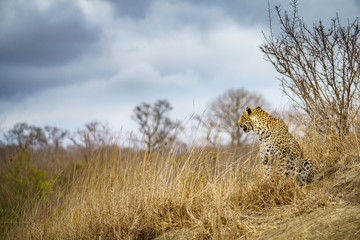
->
[0,146,315,239]
[2,118,360,239]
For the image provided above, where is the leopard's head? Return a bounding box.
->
[238,106,256,133]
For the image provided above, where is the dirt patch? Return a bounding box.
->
[255,162,360,240]
[154,205,360,240]
[254,205,360,240]
[329,163,360,204]
[155,162,360,240]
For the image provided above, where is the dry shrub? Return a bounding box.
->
[261,0,360,137]
[296,112,360,174]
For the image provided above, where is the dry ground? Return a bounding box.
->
[156,162,360,240]
[255,162,360,240]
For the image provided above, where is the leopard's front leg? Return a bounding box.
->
[259,142,273,175]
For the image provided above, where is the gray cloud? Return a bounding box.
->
[104,0,360,30]
[0,66,91,100]
[0,0,100,67]
[105,0,270,26]
[0,55,116,100]
[105,0,152,19]
[185,0,270,26]
[0,0,102,99]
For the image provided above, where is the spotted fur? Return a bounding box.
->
[238,107,313,185]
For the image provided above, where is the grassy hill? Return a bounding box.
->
[1,129,360,239]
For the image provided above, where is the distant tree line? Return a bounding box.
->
[1,88,268,159]
[4,123,68,153]
[2,121,116,162]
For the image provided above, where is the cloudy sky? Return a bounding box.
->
[1,0,359,134]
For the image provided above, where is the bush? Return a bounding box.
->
[261,0,360,136]
[0,150,53,229]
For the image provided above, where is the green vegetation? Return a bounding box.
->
[0,150,53,231]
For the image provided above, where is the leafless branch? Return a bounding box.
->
[260,0,360,136]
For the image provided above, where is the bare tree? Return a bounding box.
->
[70,121,114,162]
[43,126,68,154]
[199,88,269,147]
[260,0,360,136]
[132,100,181,153]
[5,122,46,149]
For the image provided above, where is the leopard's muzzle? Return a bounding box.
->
[239,124,247,132]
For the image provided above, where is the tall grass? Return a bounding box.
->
[1,137,327,240]
[4,112,360,239]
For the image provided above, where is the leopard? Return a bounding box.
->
[238,106,313,185]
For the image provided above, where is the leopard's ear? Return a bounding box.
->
[246,106,251,115]
[256,106,261,109]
